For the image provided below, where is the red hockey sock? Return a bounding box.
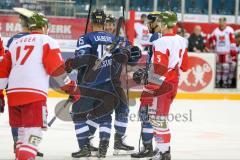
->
[17,145,37,160]
[15,141,23,158]
[154,128,171,153]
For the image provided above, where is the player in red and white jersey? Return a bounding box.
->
[134,14,152,51]
[140,11,188,160]
[0,12,77,160]
[210,17,238,88]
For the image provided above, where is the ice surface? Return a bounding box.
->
[0,98,240,159]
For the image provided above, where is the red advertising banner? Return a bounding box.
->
[0,15,87,40]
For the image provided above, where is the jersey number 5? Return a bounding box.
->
[16,45,34,65]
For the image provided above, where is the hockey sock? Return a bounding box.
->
[99,122,112,141]
[75,123,90,148]
[142,121,154,144]
[154,127,171,153]
[114,103,129,136]
[17,127,42,160]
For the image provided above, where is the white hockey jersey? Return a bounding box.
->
[149,33,188,84]
[210,26,236,54]
[0,32,65,106]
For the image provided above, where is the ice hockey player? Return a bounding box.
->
[65,9,141,158]
[0,12,77,160]
[105,14,116,34]
[131,11,162,159]
[139,11,188,160]
[4,7,45,157]
[210,17,237,88]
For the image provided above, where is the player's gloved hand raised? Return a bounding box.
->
[140,84,160,106]
[0,91,5,113]
[65,58,74,73]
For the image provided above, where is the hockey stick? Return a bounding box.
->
[48,0,93,127]
[121,0,130,106]
[48,96,73,127]
[85,0,92,34]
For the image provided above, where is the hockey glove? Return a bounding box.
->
[60,80,79,95]
[140,84,160,106]
[129,46,142,63]
[69,94,80,103]
[133,68,148,84]
[65,58,74,73]
[0,90,5,113]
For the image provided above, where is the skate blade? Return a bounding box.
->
[90,151,98,157]
[72,157,91,160]
[131,157,152,160]
[113,149,134,156]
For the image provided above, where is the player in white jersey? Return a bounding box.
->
[140,11,188,160]
[134,14,152,51]
[0,12,77,160]
[210,17,238,88]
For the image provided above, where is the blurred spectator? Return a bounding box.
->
[188,25,209,52]
[177,23,190,39]
[235,32,240,52]
[134,14,152,51]
[209,17,237,88]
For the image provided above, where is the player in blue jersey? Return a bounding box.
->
[5,8,46,158]
[131,12,162,159]
[65,9,134,158]
[66,10,129,158]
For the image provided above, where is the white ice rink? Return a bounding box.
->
[1,98,240,160]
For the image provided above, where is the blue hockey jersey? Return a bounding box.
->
[75,31,129,86]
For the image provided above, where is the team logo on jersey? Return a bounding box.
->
[179,56,212,92]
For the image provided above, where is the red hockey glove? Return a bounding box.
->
[140,84,160,107]
[69,94,80,103]
[60,80,80,95]
[0,90,5,113]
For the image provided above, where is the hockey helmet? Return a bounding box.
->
[27,12,48,30]
[147,11,161,23]
[13,7,34,28]
[159,11,177,28]
[91,9,106,24]
[106,14,116,24]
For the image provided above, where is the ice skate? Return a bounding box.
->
[72,145,91,158]
[149,148,171,160]
[113,133,135,156]
[97,140,109,158]
[131,143,154,159]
